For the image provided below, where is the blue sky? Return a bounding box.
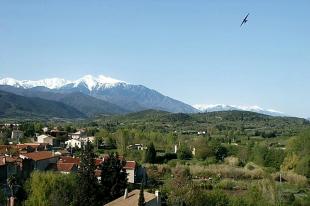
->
[0,1,309,117]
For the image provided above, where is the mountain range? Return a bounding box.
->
[0,74,288,118]
[0,75,197,118]
[193,104,284,116]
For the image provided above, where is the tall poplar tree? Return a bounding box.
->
[100,153,127,204]
[74,141,99,206]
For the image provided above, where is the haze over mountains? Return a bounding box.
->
[0,74,288,118]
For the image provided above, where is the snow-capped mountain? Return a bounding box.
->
[0,75,124,90]
[0,75,197,114]
[193,104,284,116]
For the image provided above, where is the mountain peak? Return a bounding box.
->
[0,74,126,90]
[73,74,125,91]
[193,104,284,116]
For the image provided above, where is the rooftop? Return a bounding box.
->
[20,151,59,161]
[124,161,136,170]
[105,189,157,206]
[57,162,77,172]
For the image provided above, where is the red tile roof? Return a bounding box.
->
[16,143,40,149]
[59,156,80,165]
[57,163,77,172]
[124,161,136,170]
[59,157,103,166]
[20,151,59,161]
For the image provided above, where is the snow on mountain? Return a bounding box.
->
[72,75,125,91]
[0,75,125,91]
[0,74,197,113]
[193,104,284,116]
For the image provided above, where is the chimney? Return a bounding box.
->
[155,190,161,205]
[123,188,128,199]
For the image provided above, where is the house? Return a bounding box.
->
[49,129,68,138]
[65,136,95,148]
[58,156,80,165]
[104,189,161,206]
[127,144,146,150]
[11,130,24,140]
[57,162,78,174]
[65,139,83,148]
[20,151,60,171]
[16,143,49,152]
[70,130,86,139]
[81,136,95,143]
[124,161,138,184]
[37,134,55,145]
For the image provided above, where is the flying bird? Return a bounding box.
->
[240,13,250,27]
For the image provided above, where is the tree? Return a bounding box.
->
[74,141,99,206]
[100,153,127,204]
[20,123,35,137]
[194,138,213,160]
[177,144,192,160]
[209,140,228,161]
[116,129,129,155]
[7,175,17,198]
[0,128,11,144]
[25,171,77,206]
[138,183,145,206]
[144,142,156,163]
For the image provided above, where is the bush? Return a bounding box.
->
[224,156,240,166]
[295,156,310,178]
[167,159,178,168]
[189,164,264,180]
[156,153,177,164]
[272,171,308,187]
[216,179,237,190]
[177,144,192,160]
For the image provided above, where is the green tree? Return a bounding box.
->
[177,144,192,160]
[0,128,11,144]
[7,175,17,198]
[138,183,145,206]
[74,141,99,206]
[194,138,213,160]
[20,122,35,137]
[144,142,156,163]
[25,171,77,206]
[100,153,127,204]
[210,140,228,161]
[34,122,44,133]
[116,129,129,155]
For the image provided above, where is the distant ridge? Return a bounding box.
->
[193,104,284,116]
[0,90,85,118]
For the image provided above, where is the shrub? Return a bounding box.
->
[295,156,310,178]
[272,171,308,187]
[224,156,240,166]
[216,179,237,190]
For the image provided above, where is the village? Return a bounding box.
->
[0,123,162,206]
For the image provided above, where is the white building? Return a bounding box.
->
[65,139,82,148]
[70,130,86,139]
[37,134,54,145]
